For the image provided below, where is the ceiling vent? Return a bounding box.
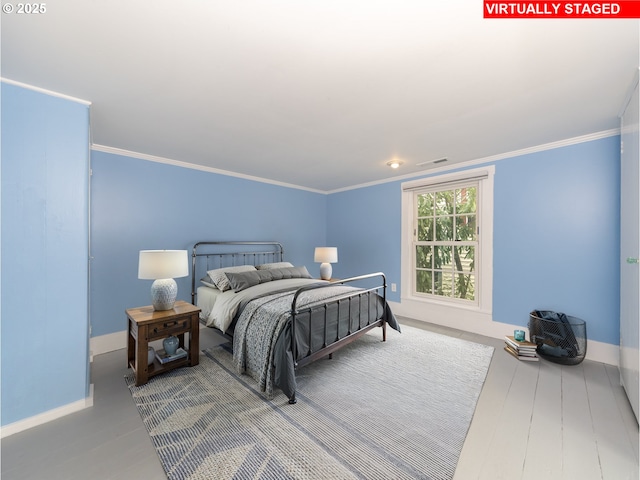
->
[416,158,448,166]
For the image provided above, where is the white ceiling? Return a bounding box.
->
[2,1,638,192]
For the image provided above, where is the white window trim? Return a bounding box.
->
[401,165,494,315]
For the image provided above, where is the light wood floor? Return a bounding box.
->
[2,318,638,480]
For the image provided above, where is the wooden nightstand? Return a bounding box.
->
[126,300,201,386]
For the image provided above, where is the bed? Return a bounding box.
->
[191,241,400,404]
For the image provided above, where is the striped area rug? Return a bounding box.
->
[125,325,493,480]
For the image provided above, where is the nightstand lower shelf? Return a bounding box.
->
[129,353,191,380]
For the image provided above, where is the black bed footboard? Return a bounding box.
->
[289,272,388,372]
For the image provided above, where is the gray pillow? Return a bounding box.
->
[225,270,261,291]
[256,261,294,270]
[225,266,312,292]
[206,265,257,291]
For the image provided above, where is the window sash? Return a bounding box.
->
[412,181,479,304]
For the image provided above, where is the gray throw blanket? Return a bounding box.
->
[232,285,394,399]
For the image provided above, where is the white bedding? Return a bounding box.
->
[196,285,224,320]
[200,278,326,333]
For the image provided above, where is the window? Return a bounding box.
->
[414,183,477,302]
[401,166,494,313]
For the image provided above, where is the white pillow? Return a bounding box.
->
[206,265,257,291]
[256,261,294,270]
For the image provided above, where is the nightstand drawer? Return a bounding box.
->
[148,318,191,339]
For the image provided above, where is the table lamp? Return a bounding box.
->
[314,247,338,280]
[138,250,189,310]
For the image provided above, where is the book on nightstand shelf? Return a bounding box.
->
[504,335,539,361]
[155,347,188,364]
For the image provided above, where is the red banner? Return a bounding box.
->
[484,1,640,18]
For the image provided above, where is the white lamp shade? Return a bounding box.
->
[138,250,189,280]
[314,247,338,264]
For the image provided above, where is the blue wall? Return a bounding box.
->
[94,135,621,345]
[327,136,621,345]
[492,138,620,345]
[327,181,402,298]
[90,151,327,337]
[1,83,90,425]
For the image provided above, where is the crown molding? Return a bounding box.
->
[1,77,92,106]
[2,77,620,194]
[90,144,326,194]
[327,129,620,194]
[94,128,618,196]
[6,76,616,194]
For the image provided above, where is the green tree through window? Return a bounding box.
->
[414,184,477,301]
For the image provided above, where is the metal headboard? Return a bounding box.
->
[191,241,285,304]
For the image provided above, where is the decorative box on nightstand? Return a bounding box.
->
[126,300,201,386]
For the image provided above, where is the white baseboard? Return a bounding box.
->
[1,384,94,438]
[90,330,127,356]
[1,330,128,438]
[389,300,619,367]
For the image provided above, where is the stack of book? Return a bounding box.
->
[504,335,539,361]
[155,347,188,364]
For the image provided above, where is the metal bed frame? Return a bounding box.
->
[191,241,389,404]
